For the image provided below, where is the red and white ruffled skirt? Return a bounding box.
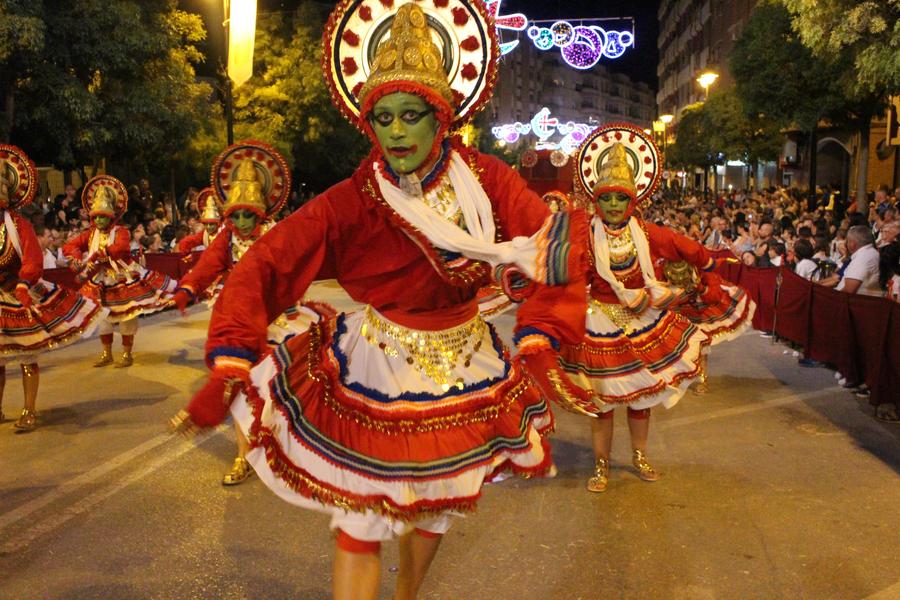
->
[671,279,756,345]
[231,305,554,540]
[81,261,176,322]
[560,300,709,412]
[0,280,106,363]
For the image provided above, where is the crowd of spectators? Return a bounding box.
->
[645,184,899,418]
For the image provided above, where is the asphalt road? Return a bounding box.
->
[1,280,898,600]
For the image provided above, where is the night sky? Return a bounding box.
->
[182,0,660,89]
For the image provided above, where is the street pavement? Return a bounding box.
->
[0,280,898,600]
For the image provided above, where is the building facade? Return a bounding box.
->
[488,35,656,139]
[656,0,756,120]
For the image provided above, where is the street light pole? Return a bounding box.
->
[695,72,718,196]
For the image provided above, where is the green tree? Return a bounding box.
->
[780,0,899,96]
[0,0,45,141]
[779,0,895,202]
[8,0,214,187]
[231,2,367,193]
[669,103,714,190]
[704,88,782,189]
[730,1,847,194]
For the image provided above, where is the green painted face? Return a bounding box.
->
[93,215,112,231]
[204,222,219,235]
[229,209,258,239]
[596,192,631,225]
[369,92,439,175]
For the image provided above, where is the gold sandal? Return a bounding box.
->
[632,449,660,482]
[13,409,36,432]
[586,457,609,493]
[93,350,114,367]
[114,350,134,368]
[222,457,254,486]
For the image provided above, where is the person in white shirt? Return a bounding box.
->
[821,226,881,296]
[794,239,818,280]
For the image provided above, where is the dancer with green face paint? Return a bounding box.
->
[169,3,593,598]
[63,175,176,368]
[171,140,335,487]
[559,125,730,493]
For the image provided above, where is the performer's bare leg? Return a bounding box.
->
[394,529,443,600]
[587,411,614,492]
[115,319,137,368]
[627,408,659,481]
[222,423,254,486]
[14,363,38,431]
[333,532,381,600]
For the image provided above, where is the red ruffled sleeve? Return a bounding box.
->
[12,214,43,285]
[645,221,716,272]
[61,230,91,260]
[204,192,341,365]
[178,231,233,296]
[474,151,587,346]
[176,231,205,253]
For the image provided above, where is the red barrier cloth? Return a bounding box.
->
[145,252,194,280]
[774,268,812,347]
[846,294,892,403]
[807,286,855,380]
[873,303,900,405]
[742,268,777,332]
[42,268,80,290]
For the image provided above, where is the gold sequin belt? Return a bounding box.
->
[587,299,638,333]
[360,305,487,392]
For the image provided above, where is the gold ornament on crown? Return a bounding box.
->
[200,199,221,223]
[223,158,267,215]
[89,186,118,216]
[358,3,454,110]
[0,160,11,205]
[595,143,636,196]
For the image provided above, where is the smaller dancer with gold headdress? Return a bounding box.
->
[0,145,105,431]
[63,175,176,368]
[171,140,333,485]
[561,124,719,493]
[176,187,222,253]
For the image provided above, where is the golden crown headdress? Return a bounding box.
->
[595,143,637,197]
[89,186,119,216]
[358,4,454,110]
[222,158,267,215]
[200,199,221,223]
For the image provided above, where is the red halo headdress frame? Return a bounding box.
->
[0,144,39,211]
[322,0,499,129]
[574,122,662,212]
[81,174,128,221]
[210,140,291,219]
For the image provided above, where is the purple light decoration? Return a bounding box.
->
[560,26,605,70]
[526,20,635,69]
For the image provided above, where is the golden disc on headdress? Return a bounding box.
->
[211,140,291,218]
[574,122,660,204]
[0,144,38,210]
[81,174,128,219]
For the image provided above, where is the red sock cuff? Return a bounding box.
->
[336,530,381,554]
[599,410,614,420]
[100,334,114,345]
[414,528,443,539]
[121,335,134,347]
[627,407,650,420]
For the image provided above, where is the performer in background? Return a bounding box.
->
[176,187,221,253]
[63,175,176,368]
[170,3,593,599]
[561,125,711,493]
[0,145,105,431]
[171,140,334,486]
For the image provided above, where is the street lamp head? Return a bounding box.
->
[696,71,719,90]
[659,114,674,125]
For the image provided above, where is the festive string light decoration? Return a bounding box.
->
[491,107,595,155]
[484,0,528,55]
[526,22,634,69]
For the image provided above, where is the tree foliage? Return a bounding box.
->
[704,88,782,166]
[3,0,214,177]
[230,2,367,192]
[780,0,899,97]
[668,103,712,169]
[730,1,846,133]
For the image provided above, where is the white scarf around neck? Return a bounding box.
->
[3,211,22,257]
[591,215,679,310]
[375,152,564,284]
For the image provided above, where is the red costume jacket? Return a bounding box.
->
[177,229,237,296]
[176,229,218,253]
[206,146,587,363]
[0,212,43,288]
[62,226,132,263]
[588,217,721,305]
